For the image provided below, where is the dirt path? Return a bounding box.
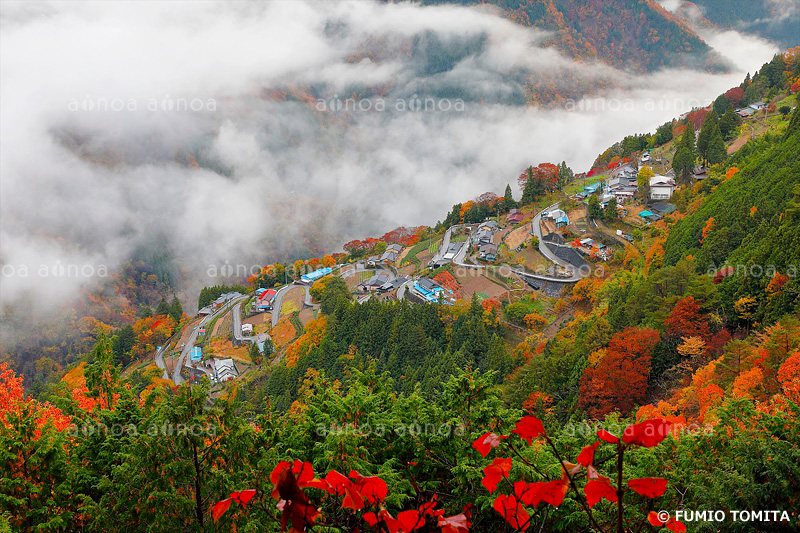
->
[542,304,575,339]
[727,133,750,154]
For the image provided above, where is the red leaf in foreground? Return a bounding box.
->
[576,442,600,467]
[349,470,388,504]
[512,416,546,444]
[481,457,513,494]
[439,512,471,533]
[628,477,668,498]
[513,479,568,507]
[493,494,530,530]
[472,432,503,457]
[229,489,257,507]
[212,498,232,522]
[584,479,618,507]
[363,512,379,526]
[622,419,671,447]
[397,509,425,532]
[597,429,619,444]
[536,479,569,507]
[648,511,686,532]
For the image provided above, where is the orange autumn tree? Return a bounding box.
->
[0,363,76,529]
[579,327,660,419]
[665,296,709,340]
[700,217,715,244]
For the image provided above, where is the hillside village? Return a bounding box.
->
[133,73,798,397]
[5,23,800,532]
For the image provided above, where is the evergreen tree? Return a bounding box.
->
[138,304,152,319]
[558,161,574,190]
[587,195,603,220]
[155,298,171,317]
[672,125,696,180]
[520,168,544,205]
[719,107,741,141]
[249,342,262,365]
[112,325,136,366]
[697,111,723,166]
[604,197,619,221]
[706,126,727,165]
[653,121,673,146]
[712,93,731,115]
[502,183,517,211]
[169,296,183,323]
[696,111,716,162]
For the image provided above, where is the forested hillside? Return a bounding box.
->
[684,0,800,50]
[663,111,800,326]
[424,0,725,72]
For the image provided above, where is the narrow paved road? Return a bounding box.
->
[171,296,245,385]
[523,202,586,283]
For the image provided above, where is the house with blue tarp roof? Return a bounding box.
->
[300,267,333,284]
[190,346,202,362]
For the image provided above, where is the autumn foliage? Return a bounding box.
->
[579,328,660,418]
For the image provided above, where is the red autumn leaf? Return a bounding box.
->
[648,511,665,526]
[418,496,439,516]
[278,499,321,532]
[439,512,471,533]
[271,466,308,503]
[512,416,546,444]
[212,498,232,522]
[628,477,668,498]
[537,479,569,506]
[513,478,568,508]
[576,442,600,466]
[302,478,332,493]
[473,432,503,457]
[397,509,425,532]
[326,469,366,510]
[493,494,530,530]
[514,481,541,507]
[481,457,513,493]
[363,512,379,526]
[270,461,292,484]
[597,429,619,443]
[349,470,388,504]
[342,484,365,510]
[622,419,671,447]
[292,460,315,484]
[379,509,402,533]
[584,479,618,507]
[648,512,686,532]
[230,489,257,507]
[666,519,688,533]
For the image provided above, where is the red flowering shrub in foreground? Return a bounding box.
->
[475,416,685,533]
[213,416,681,532]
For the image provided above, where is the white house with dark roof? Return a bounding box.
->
[649,175,676,200]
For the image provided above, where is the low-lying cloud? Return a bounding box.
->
[0,0,778,315]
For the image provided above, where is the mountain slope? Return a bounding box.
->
[663,106,800,325]
[423,0,726,72]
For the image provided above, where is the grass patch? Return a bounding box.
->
[289,312,304,334]
[402,239,434,266]
[428,241,440,254]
